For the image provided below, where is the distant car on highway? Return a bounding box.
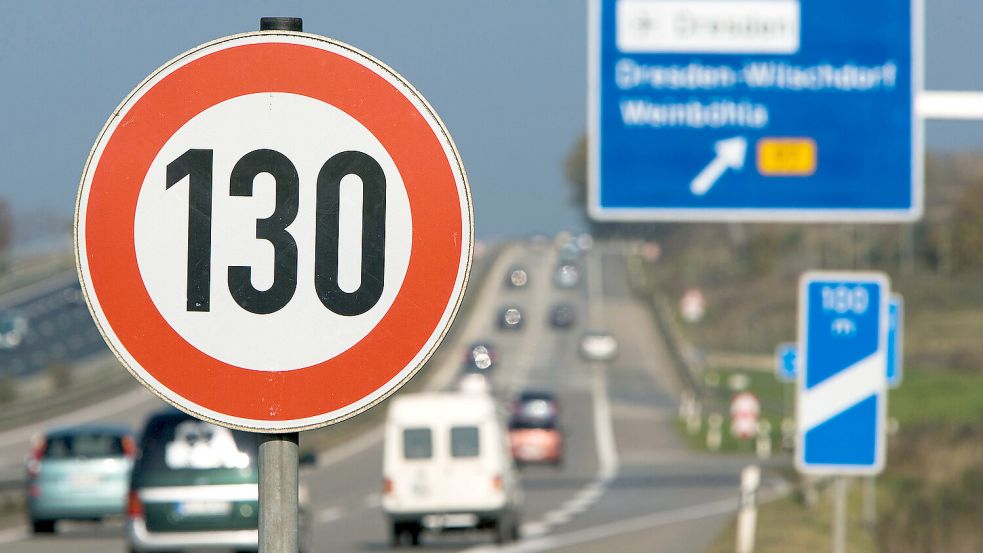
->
[0,311,28,350]
[126,409,268,552]
[463,342,498,372]
[455,372,493,394]
[549,303,576,329]
[553,263,580,289]
[580,331,619,362]
[505,266,529,288]
[383,393,523,546]
[558,243,580,263]
[26,424,135,534]
[508,390,563,467]
[498,307,523,331]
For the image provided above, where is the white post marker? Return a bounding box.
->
[736,464,760,553]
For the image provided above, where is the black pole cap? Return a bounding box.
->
[260,17,303,32]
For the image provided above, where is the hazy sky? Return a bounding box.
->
[1,1,982,240]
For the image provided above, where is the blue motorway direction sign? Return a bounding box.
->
[887,294,904,388]
[589,0,922,221]
[775,342,797,382]
[796,272,889,475]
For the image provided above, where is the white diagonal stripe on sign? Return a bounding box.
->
[799,352,885,430]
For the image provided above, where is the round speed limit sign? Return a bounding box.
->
[75,32,472,432]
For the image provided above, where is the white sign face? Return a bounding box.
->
[76,33,473,432]
[616,0,801,54]
[134,93,413,371]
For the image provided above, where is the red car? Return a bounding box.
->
[508,391,563,466]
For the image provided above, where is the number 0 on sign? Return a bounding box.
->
[75,32,473,432]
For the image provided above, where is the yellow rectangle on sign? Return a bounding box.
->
[757,138,817,177]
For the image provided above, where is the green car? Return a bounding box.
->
[27,424,136,533]
[126,409,263,553]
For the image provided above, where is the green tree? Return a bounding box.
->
[951,179,983,274]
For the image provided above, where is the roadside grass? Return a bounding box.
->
[887,369,983,426]
[704,488,877,553]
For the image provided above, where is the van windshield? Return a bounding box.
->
[451,426,480,458]
[134,414,260,486]
[403,428,432,459]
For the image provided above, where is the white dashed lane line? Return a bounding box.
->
[363,493,382,509]
[315,506,345,524]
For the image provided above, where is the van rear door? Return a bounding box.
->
[391,422,503,516]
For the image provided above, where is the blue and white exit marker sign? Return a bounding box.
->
[796,271,889,475]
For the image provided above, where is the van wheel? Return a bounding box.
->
[494,514,514,544]
[31,520,55,534]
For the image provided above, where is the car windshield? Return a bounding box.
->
[44,432,125,459]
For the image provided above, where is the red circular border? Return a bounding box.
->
[83,39,464,422]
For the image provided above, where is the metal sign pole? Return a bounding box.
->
[832,477,848,553]
[259,433,300,553]
[253,17,305,553]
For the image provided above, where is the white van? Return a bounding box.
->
[383,392,522,547]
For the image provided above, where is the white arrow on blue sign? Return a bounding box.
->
[796,271,890,476]
[775,342,797,382]
[887,294,904,388]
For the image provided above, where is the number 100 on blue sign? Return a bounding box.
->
[797,272,889,476]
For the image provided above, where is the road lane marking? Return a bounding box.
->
[514,248,620,539]
[467,480,792,553]
[0,526,26,544]
[502,249,557,398]
[364,493,382,508]
[520,522,549,539]
[542,510,573,526]
[315,506,345,524]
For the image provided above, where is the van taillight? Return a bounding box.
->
[492,475,503,491]
[127,491,144,519]
[383,478,393,495]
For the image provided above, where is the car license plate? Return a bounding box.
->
[520,445,543,459]
[69,474,102,486]
[177,500,233,517]
[422,513,478,529]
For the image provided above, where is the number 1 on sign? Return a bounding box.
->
[165,148,387,317]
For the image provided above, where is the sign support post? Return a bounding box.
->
[832,477,848,553]
[259,433,300,553]
[252,19,303,553]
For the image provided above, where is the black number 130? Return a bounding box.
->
[165,148,387,317]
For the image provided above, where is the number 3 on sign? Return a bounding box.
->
[166,148,386,317]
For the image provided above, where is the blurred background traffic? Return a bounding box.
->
[1,1,983,553]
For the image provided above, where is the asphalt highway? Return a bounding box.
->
[0,241,774,553]
[0,274,106,377]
